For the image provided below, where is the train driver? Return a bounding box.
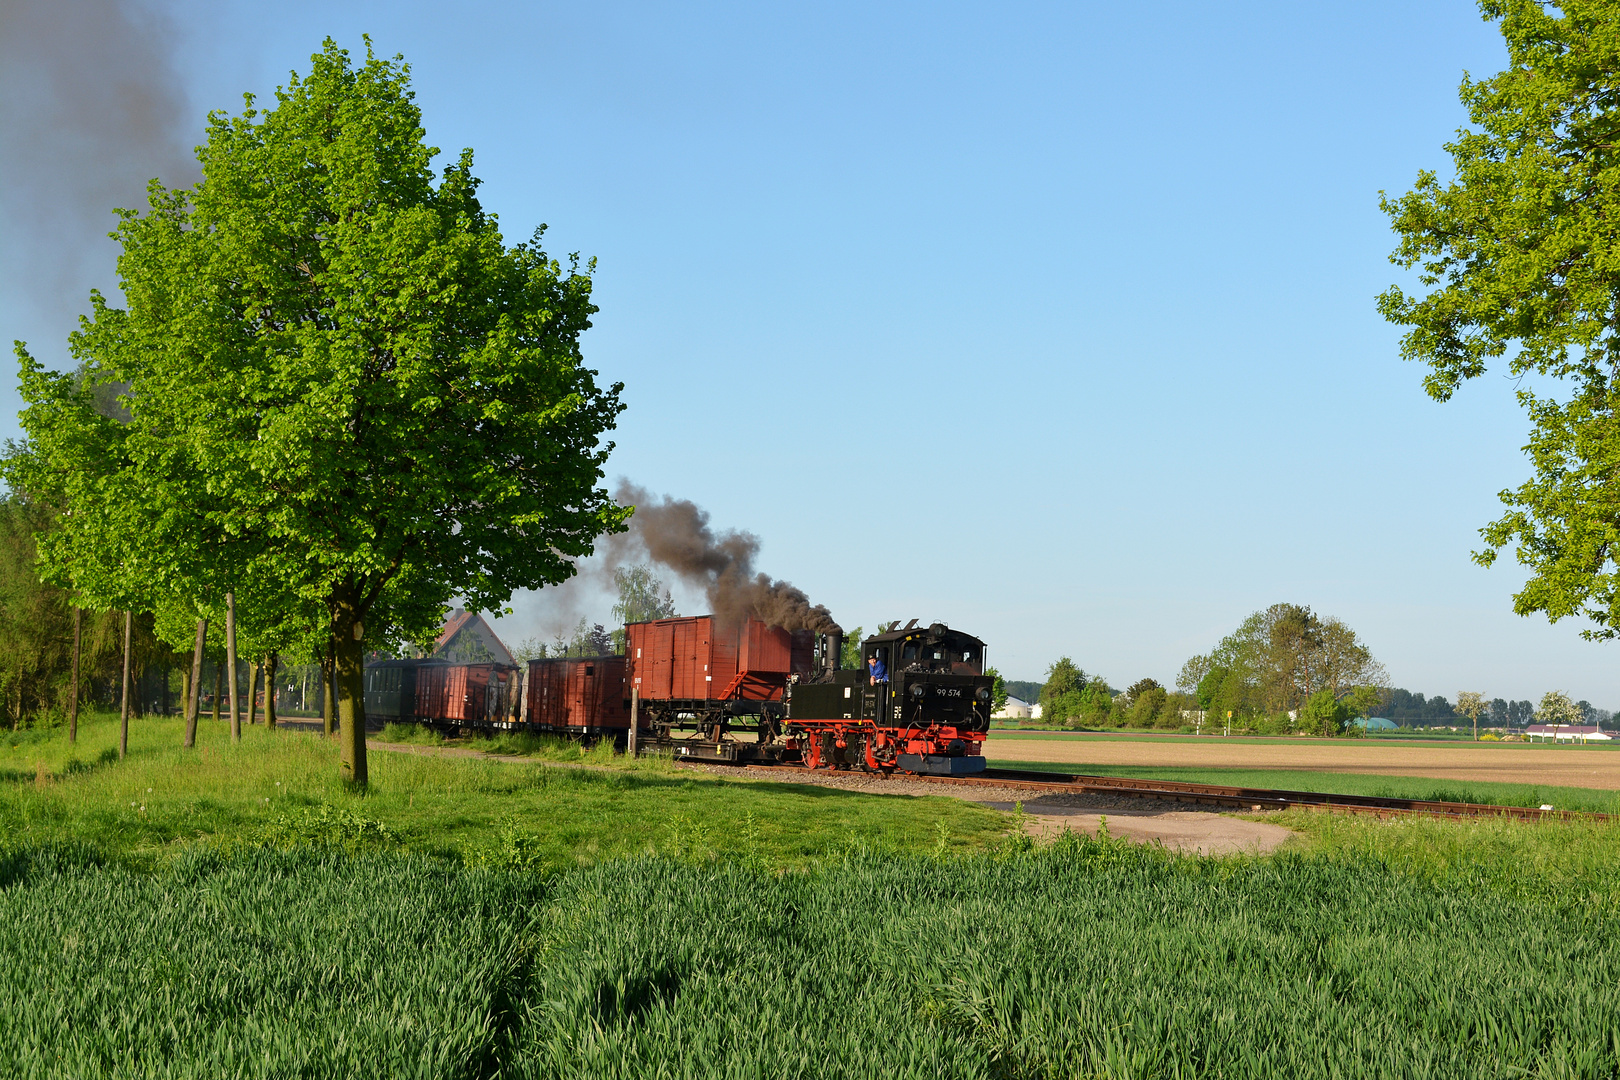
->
[867,651,888,686]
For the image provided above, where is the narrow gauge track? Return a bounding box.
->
[718,761,1610,822]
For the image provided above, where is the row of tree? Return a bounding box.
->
[3,42,626,783]
[1372,689,1611,728]
[0,495,304,729]
[1020,604,1386,737]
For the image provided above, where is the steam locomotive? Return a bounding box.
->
[363,616,993,775]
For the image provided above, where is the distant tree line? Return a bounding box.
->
[1371,690,1611,728]
[1003,679,1044,704]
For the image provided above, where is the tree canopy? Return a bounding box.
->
[1380,1,1620,639]
[1178,603,1387,727]
[8,39,628,781]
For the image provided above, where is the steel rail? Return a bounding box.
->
[721,762,1611,822]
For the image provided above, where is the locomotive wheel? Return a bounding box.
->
[800,735,822,770]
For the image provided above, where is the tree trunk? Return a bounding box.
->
[245,661,259,726]
[119,611,132,759]
[226,593,240,743]
[333,592,367,786]
[184,617,207,748]
[68,606,80,745]
[180,667,190,725]
[322,641,336,737]
[264,652,278,729]
[212,663,222,725]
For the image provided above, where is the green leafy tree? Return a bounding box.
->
[1380,2,1620,639]
[511,636,548,664]
[840,627,864,671]
[1124,678,1161,704]
[1456,690,1488,741]
[610,564,676,652]
[10,41,628,784]
[985,666,1008,713]
[1178,604,1387,727]
[611,564,677,626]
[1038,657,1085,725]
[1298,689,1350,737]
[1126,685,1168,729]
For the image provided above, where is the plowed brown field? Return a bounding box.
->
[984,734,1620,790]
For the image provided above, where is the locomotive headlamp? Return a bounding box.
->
[976,687,991,701]
[910,683,926,698]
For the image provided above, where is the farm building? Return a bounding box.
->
[994,696,1034,720]
[1353,717,1398,731]
[1524,724,1613,743]
[433,610,516,666]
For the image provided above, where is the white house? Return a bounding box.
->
[994,696,1034,720]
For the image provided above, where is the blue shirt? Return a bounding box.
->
[868,658,888,682]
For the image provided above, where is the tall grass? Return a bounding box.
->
[0,713,1007,867]
[2,836,1618,1078]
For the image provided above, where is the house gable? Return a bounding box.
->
[433,610,516,666]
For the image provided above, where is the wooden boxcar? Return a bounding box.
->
[525,656,629,735]
[363,658,521,730]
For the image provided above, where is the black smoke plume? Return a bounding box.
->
[0,0,199,346]
[611,481,839,633]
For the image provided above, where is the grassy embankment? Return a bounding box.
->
[989,756,1620,813]
[0,712,1006,867]
[6,714,1620,1076]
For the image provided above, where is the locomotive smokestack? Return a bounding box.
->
[825,629,842,673]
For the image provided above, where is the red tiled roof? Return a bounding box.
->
[434,610,477,654]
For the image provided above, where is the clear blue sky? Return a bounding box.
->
[3,0,1610,706]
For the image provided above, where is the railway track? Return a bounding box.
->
[724,761,1611,822]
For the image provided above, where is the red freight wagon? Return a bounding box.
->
[625,616,813,703]
[414,662,520,726]
[525,656,629,735]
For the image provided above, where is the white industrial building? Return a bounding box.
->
[1524,724,1613,743]
[994,696,1034,720]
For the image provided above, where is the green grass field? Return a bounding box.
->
[989,757,1620,813]
[6,714,1620,1077]
[0,713,1006,867]
[3,825,1619,1078]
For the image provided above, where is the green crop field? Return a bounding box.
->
[988,758,1620,814]
[5,715,1620,1077]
